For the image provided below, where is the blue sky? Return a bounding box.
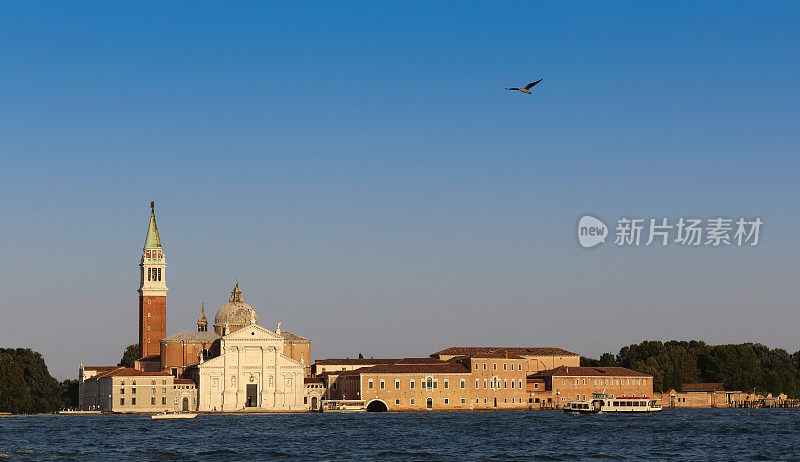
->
[1,2,798,379]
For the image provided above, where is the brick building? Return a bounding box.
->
[326,353,529,411]
[431,347,580,374]
[527,366,653,409]
[659,383,744,408]
[79,366,175,412]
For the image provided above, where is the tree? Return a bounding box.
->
[0,348,67,413]
[598,353,618,367]
[358,353,364,359]
[118,344,140,368]
[61,379,79,408]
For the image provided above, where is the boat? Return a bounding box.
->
[319,400,366,412]
[151,411,198,419]
[564,392,662,414]
[57,410,102,415]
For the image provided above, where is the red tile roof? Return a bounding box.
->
[447,352,523,360]
[341,363,471,376]
[137,355,161,362]
[89,367,172,380]
[432,347,578,358]
[83,366,121,372]
[528,366,651,378]
[174,378,195,385]
[681,382,725,392]
[304,377,324,384]
[315,358,443,366]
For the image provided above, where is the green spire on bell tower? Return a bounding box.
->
[144,201,162,249]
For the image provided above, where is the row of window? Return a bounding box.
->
[560,377,648,387]
[147,267,162,282]
[120,397,166,406]
[119,396,197,406]
[365,377,525,391]
[475,362,523,372]
[120,380,168,386]
[397,397,525,406]
[120,387,168,394]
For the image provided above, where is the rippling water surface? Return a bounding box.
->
[1,409,799,461]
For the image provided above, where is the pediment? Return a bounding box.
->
[223,323,283,341]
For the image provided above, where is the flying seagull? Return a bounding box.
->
[506,79,543,94]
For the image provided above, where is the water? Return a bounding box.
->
[1,409,798,461]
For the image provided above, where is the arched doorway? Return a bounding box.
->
[366,400,388,412]
[311,396,318,410]
[426,398,433,409]
[182,397,189,411]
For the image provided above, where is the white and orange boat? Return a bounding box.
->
[564,392,662,414]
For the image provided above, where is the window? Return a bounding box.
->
[157,268,161,281]
[304,397,308,404]
[511,380,515,389]
[519,379,522,389]
[120,387,125,395]
[132,387,136,394]
[534,383,539,390]
[476,399,479,403]
[594,379,597,385]
[410,379,415,389]
[461,398,466,404]
[443,379,449,389]
[132,398,136,405]
[379,380,385,390]
[147,312,151,318]
[562,379,565,385]
[332,382,337,390]
[518,364,522,371]
[368,380,374,389]
[120,398,124,405]
[147,326,150,331]
[171,368,178,378]
[475,379,479,389]
[395,380,400,389]
[503,380,507,389]
[174,398,178,405]
[493,363,497,371]
[151,397,155,405]
[460,379,466,389]
[483,379,487,389]
[148,268,152,281]
[504,398,507,403]
[475,363,479,370]
[582,379,586,385]
[410,399,416,405]
[162,388,167,394]
[484,398,487,404]
[483,363,487,370]
[503,363,507,371]
[395,399,400,405]
[444,398,449,404]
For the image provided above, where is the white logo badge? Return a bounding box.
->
[578,216,608,248]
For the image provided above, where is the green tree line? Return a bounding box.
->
[581,341,800,397]
[0,348,78,414]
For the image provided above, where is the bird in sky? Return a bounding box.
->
[506,79,543,94]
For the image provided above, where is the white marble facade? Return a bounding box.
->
[194,323,305,411]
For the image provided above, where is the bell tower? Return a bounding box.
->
[138,201,168,358]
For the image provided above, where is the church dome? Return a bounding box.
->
[214,281,258,329]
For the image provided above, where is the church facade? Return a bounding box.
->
[79,202,311,412]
